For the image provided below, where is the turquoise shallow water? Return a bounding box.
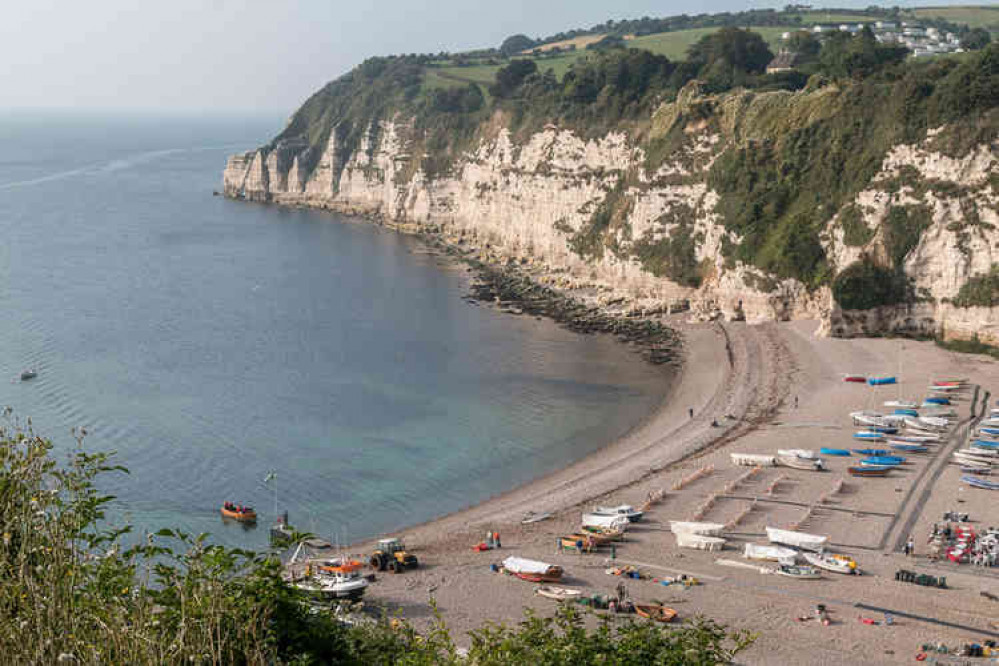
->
[0,112,667,549]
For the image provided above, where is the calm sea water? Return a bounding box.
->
[0,112,667,548]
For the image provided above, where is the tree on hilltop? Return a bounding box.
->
[500,34,537,56]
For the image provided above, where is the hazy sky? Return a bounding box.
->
[0,1,982,116]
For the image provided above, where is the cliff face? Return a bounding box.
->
[223,85,999,342]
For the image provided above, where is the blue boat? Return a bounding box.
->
[868,377,897,386]
[863,455,906,465]
[853,432,885,441]
[980,427,999,436]
[972,440,999,449]
[872,426,899,434]
[893,409,919,417]
[820,447,851,456]
[890,443,928,453]
[924,397,950,405]
[853,448,890,456]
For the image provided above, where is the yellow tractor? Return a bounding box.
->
[369,537,419,573]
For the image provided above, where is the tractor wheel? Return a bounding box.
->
[370,554,386,571]
[410,556,419,569]
[392,560,402,574]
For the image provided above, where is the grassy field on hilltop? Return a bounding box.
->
[908,5,999,30]
[628,26,786,59]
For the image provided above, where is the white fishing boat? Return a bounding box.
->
[892,434,940,443]
[730,452,777,467]
[777,448,817,459]
[675,532,726,551]
[884,400,918,409]
[958,448,999,458]
[535,585,582,602]
[670,521,725,536]
[777,454,824,471]
[904,417,944,433]
[953,452,996,466]
[293,558,369,600]
[802,551,858,575]
[591,504,643,522]
[774,563,822,579]
[522,511,552,524]
[582,513,630,530]
[502,556,563,583]
[981,418,999,428]
[766,527,828,552]
[744,543,797,563]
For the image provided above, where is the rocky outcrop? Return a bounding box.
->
[223,91,998,342]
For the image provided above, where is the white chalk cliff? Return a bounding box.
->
[223,87,999,343]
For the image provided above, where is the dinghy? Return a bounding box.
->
[961,476,999,491]
[635,604,678,623]
[849,465,891,477]
[867,377,896,386]
[843,375,866,383]
[890,443,928,453]
[731,452,778,467]
[766,527,828,552]
[892,409,919,417]
[744,543,797,562]
[892,434,940,443]
[778,454,824,471]
[853,448,890,456]
[670,521,725,536]
[591,505,644,522]
[923,397,950,405]
[774,563,822,579]
[777,448,817,459]
[582,513,630,530]
[853,432,885,441]
[802,552,858,574]
[580,526,625,542]
[502,556,563,583]
[522,511,552,524]
[884,400,918,409]
[861,456,905,466]
[819,447,851,456]
[972,440,999,450]
[535,585,582,602]
[978,427,999,436]
[674,532,726,551]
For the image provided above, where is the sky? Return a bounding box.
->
[0,1,988,116]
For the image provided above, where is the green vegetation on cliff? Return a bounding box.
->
[262,8,998,309]
[954,263,999,307]
[0,416,752,664]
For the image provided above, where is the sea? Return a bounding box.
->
[0,111,667,549]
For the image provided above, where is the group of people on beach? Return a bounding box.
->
[223,501,252,514]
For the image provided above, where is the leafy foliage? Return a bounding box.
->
[953,264,999,308]
[0,414,755,664]
[833,258,910,310]
[686,28,774,92]
[500,34,537,57]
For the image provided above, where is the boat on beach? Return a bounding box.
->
[861,456,905,466]
[884,400,918,409]
[580,525,625,542]
[889,443,928,453]
[522,511,552,524]
[802,551,858,574]
[591,504,643,522]
[744,543,797,562]
[843,375,866,383]
[849,465,892,477]
[731,452,778,467]
[766,527,828,552]
[853,448,890,456]
[961,476,999,490]
[819,447,851,456]
[635,604,678,622]
[774,563,822,579]
[867,376,896,386]
[777,448,817,459]
[293,558,368,600]
[582,513,630,531]
[670,521,725,536]
[502,556,563,583]
[853,432,885,441]
[675,532,726,551]
[535,585,582,602]
[777,454,824,471]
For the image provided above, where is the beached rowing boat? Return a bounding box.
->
[884,400,918,409]
[591,504,644,522]
[766,527,828,552]
[802,552,858,574]
[774,563,822,579]
[778,454,824,471]
[849,465,891,477]
[675,532,726,551]
[867,377,896,386]
[853,432,885,441]
[861,456,905,466]
[503,556,563,583]
[820,447,851,456]
[744,543,797,562]
[889,442,928,453]
[731,452,778,467]
[635,604,678,622]
[522,511,552,524]
[580,525,624,542]
[582,513,630,531]
[853,448,890,456]
[961,475,999,490]
[535,585,582,601]
[670,521,725,536]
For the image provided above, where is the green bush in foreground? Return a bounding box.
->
[0,414,754,664]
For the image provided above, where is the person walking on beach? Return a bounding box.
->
[689,407,694,419]
[494,532,501,549]
[905,535,915,556]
